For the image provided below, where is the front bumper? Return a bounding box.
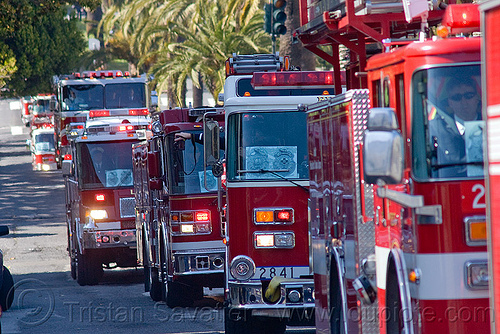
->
[228,279,315,311]
[82,229,136,249]
[174,248,225,275]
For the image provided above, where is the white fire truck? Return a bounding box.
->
[203,53,338,333]
[62,114,150,285]
[296,2,487,333]
[132,107,225,307]
[481,0,500,332]
[52,70,153,168]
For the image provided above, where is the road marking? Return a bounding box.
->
[11,126,24,135]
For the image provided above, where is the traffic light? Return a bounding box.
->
[273,0,287,35]
[264,3,272,34]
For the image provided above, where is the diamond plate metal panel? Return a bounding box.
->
[350,89,379,333]
[120,197,136,218]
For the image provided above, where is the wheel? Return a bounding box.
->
[224,307,253,334]
[166,281,203,308]
[0,267,14,311]
[67,224,76,280]
[148,266,163,302]
[330,258,344,334]
[76,249,103,286]
[386,264,403,334]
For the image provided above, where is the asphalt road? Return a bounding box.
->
[0,98,315,334]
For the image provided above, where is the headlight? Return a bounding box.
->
[151,121,162,135]
[254,232,295,248]
[230,255,255,281]
[465,261,488,289]
[90,209,108,220]
[180,224,195,234]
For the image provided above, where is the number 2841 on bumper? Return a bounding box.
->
[256,266,310,280]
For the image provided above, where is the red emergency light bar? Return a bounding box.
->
[64,154,72,160]
[128,108,149,116]
[89,110,110,117]
[252,71,341,88]
[441,4,480,34]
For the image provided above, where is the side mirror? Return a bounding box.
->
[50,98,57,112]
[62,159,74,177]
[147,151,161,179]
[203,119,220,166]
[363,108,403,185]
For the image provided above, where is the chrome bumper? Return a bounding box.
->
[228,279,315,310]
[83,229,136,249]
[174,248,225,275]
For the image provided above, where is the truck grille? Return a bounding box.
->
[120,197,135,218]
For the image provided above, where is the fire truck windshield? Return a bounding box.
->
[105,83,146,109]
[33,134,55,152]
[227,111,309,181]
[411,64,483,180]
[62,85,104,111]
[78,141,135,188]
[166,131,221,194]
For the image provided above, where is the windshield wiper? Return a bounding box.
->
[431,161,483,170]
[237,169,308,192]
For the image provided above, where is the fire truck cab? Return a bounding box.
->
[63,114,151,285]
[203,53,338,334]
[298,2,488,333]
[52,70,151,168]
[28,124,57,171]
[133,107,225,307]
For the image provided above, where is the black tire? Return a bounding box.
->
[67,224,76,280]
[76,249,103,286]
[330,258,343,334]
[224,307,253,334]
[386,263,403,334]
[166,280,203,308]
[0,267,14,311]
[149,267,163,302]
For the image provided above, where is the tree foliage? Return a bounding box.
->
[0,1,86,96]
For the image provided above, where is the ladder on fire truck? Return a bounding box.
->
[295,0,451,91]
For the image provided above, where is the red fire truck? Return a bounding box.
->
[481,0,500,332]
[52,70,152,168]
[28,124,57,171]
[202,54,338,333]
[62,114,151,285]
[30,94,55,129]
[133,107,225,306]
[296,2,488,333]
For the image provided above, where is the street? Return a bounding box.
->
[0,98,314,334]
[0,98,225,334]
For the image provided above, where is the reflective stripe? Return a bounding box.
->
[408,252,489,300]
[375,246,390,290]
[171,240,224,251]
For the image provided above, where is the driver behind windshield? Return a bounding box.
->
[428,77,483,177]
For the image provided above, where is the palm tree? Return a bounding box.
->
[146,0,271,104]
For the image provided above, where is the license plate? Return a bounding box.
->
[256,266,309,280]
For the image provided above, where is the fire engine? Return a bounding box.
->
[28,124,57,171]
[62,114,151,285]
[133,106,225,306]
[52,70,152,168]
[20,96,33,127]
[30,94,55,129]
[202,53,337,333]
[296,1,487,333]
[481,0,500,332]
